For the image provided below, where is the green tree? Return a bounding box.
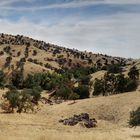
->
[74,85,89,99]
[93,78,105,96]
[23,87,42,104]
[55,86,72,100]
[24,74,38,88]
[17,90,34,113]
[125,78,138,92]
[11,71,24,89]
[115,74,126,93]
[0,70,5,88]
[2,88,41,113]
[2,90,20,112]
[107,64,122,74]
[128,66,139,80]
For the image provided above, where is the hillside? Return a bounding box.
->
[0,33,140,140]
[0,33,127,77]
[0,90,140,140]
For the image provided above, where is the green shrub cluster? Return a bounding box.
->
[2,88,41,113]
[93,66,139,96]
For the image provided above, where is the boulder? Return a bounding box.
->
[59,113,97,128]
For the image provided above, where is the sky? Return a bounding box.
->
[0,0,140,58]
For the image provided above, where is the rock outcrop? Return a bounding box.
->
[59,113,97,128]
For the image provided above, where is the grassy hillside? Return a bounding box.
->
[0,33,139,140]
[0,33,126,77]
[0,90,140,140]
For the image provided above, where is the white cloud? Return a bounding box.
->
[0,0,140,11]
[0,12,140,58]
[0,0,33,6]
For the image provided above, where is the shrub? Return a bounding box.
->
[24,74,39,88]
[128,66,139,80]
[0,70,5,88]
[129,107,140,127]
[115,74,127,93]
[80,76,90,85]
[17,51,21,57]
[32,50,37,56]
[74,85,89,99]
[93,79,105,96]
[2,90,20,112]
[44,63,51,68]
[17,90,34,113]
[27,58,33,62]
[101,65,107,70]
[68,92,80,102]
[5,56,12,67]
[107,64,122,74]
[3,46,11,54]
[21,87,42,105]
[11,71,24,89]
[55,86,72,100]
[2,88,41,113]
[125,78,138,92]
[93,72,138,96]
[0,51,4,56]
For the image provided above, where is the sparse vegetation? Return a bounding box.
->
[129,107,140,127]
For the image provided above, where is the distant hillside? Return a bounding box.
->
[0,33,127,77]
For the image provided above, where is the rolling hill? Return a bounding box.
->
[0,89,140,140]
[0,33,139,140]
[0,33,127,77]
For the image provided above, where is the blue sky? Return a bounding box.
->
[0,0,140,58]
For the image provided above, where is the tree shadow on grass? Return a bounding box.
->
[131,135,140,139]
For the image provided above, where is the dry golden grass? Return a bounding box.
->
[0,89,139,139]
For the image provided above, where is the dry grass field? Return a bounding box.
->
[0,89,140,140]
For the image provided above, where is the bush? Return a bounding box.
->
[24,74,39,88]
[107,64,122,74]
[128,66,139,80]
[115,74,127,93]
[17,90,34,113]
[11,71,24,89]
[2,88,41,113]
[0,70,5,88]
[0,51,4,56]
[74,85,89,99]
[5,56,12,67]
[55,86,72,100]
[80,76,90,85]
[129,107,140,127]
[24,87,42,104]
[125,78,138,92]
[93,72,139,96]
[93,79,105,96]
[68,92,80,102]
[33,50,37,56]
[101,65,107,70]
[2,90,20,112]
[63,67,97,79]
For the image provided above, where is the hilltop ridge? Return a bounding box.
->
[0,33,127,76]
